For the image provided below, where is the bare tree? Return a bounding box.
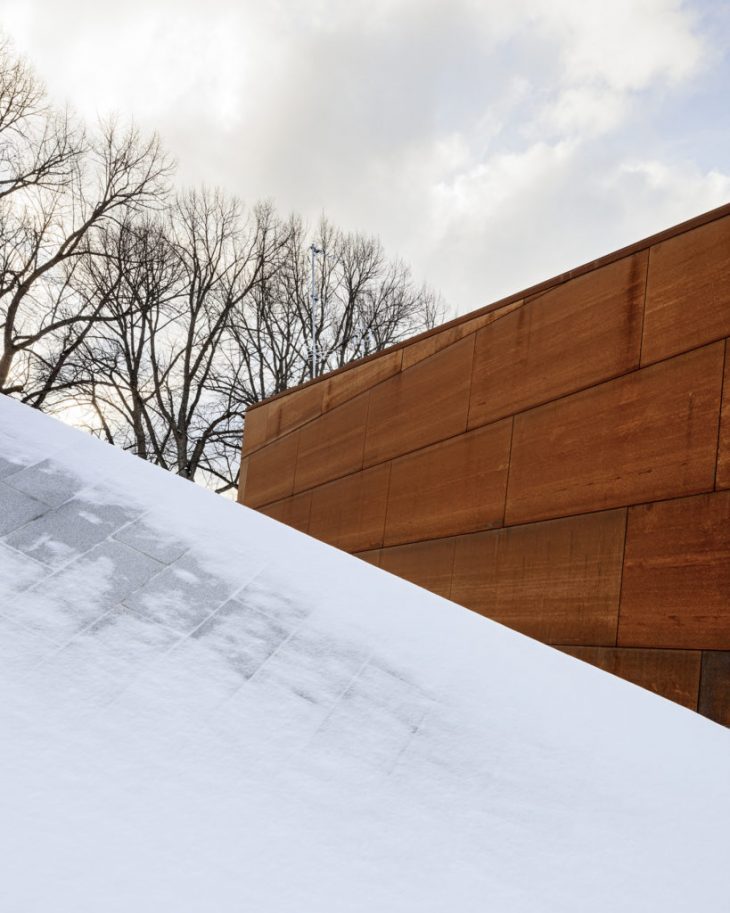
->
[60,215,181,457]
[314,221,442,369]
[0,37,77,203]
[0,40,172,401]
[0,41,444,495]
[64,199,442,495]
[63,190,273,492]
[228,213,442,399]
[149,189,266,482]
[207,213,442,492]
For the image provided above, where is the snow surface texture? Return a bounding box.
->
[0,394,728,913]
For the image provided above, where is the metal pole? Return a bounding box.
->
[309,244,321,379]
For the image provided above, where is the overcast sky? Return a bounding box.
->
[2,0,729,315]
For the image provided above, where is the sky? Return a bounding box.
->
[1,0,729,316]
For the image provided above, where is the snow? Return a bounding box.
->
[0,393,728,912]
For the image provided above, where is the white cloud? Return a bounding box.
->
[0,0,725,314]
[608,159,730,228]
[422,147,730,312]
[539,85,627,137]
[541,0,703,89]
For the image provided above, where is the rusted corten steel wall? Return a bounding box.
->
[238,203,730,725]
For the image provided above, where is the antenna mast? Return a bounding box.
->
[309,244,322,379]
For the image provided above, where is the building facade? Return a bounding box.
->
[238,204,730,725]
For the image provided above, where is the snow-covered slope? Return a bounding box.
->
[0,394,728,912]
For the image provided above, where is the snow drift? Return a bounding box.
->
[0,393,728,912]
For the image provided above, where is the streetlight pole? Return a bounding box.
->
[309,244,322,379]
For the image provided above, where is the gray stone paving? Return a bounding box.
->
[0,482,49,536]
[123,553,241,634]
[0,453,27,479]
[5,496,140,567]
[4,458,85,507]
[113,518,188,565]
[0,445,434,781]
[0,542,47,601]
[191,598,290,680]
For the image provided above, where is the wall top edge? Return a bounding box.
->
[247,199,730,413]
